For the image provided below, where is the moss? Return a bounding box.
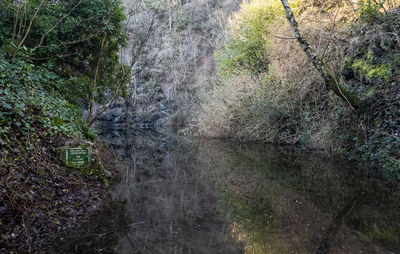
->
[366,87,378,98]
[351,59,391,80]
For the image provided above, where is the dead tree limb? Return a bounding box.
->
[279,0,364,113]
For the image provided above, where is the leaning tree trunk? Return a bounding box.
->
[279,0,364,113]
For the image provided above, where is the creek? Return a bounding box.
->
[52,128,400,254]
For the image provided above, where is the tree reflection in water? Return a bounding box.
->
[52,129,400,254]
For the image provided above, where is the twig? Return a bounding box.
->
[273,35,297,40]
[33,0,83,51]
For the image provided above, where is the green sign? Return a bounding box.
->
[66,147,90,166]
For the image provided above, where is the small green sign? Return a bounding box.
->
[66,147,90,166]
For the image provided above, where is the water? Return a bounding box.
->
[52,129,400,254]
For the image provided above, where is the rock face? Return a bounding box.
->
[93,0,241,134]
[94,99,129,134]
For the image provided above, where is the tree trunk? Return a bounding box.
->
[86,12,157,126]
[279,0,364,113]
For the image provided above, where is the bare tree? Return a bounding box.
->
[279,0,363,113]
[86,11,157,126]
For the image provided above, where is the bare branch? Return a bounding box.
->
[33,0,82,51]
[279,0,363,113]
[11,2,21,44]
[17,0,44,49]
[273,35,297,40]
[86,33,107,124]
[87,10,158,126]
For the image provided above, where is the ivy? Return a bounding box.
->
[0,52,87,148]
[358,0,387,22]
[0,0,128,109]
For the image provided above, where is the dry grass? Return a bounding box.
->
[193,0,361,150]
[195,73,259,138]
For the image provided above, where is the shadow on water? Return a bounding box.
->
[51,128,400,254]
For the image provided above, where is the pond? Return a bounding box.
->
[51,128,400,254]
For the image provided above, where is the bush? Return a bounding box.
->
[358,0,387,22]
[0,0,127,108]
[195,0,331,147]
[215,0,286,76]
[0,51,86,149]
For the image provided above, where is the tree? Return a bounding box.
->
[85,11,157,126]
[0,0,156,126]
[279,0,364,113]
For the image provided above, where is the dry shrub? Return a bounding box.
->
[194,0,360,150]
[195,73,258,138]
[266,15,345,149]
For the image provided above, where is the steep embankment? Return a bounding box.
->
[194,0,400,184]
[0,0,126,252]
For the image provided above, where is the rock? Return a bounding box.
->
[158,102,167,110]
[342,67,354,80]
[113,113,127,123]
[149,114,160,124]
[98,112,113,122]
[111,107,124,117]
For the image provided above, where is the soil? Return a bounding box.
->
[0,137,119,253]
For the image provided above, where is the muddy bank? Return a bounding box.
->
[0,139,119,253]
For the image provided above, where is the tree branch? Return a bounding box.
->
[87,11,158,126]
[86,33,107,124]
[273,35,297,40]
[33,0,82,51]
[279,0,364,113]
[17,0,44,50]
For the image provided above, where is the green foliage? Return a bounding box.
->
[343,9,400,183]
[216,0,285,76]
[0,0,130,149]
[0,52,88,148]
[351,132,400,182]
[358,0,386,22]
[350,47,392,81]
[351,59,391,80]
[0,0,128,108]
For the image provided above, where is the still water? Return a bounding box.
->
[53,129,400,254]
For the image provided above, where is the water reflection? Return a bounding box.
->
[56,129,400,253]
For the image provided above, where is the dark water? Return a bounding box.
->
[53,129,400,254]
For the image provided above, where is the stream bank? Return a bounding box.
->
[0,139,119,253]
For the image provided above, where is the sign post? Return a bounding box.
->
[66,147,90,166]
